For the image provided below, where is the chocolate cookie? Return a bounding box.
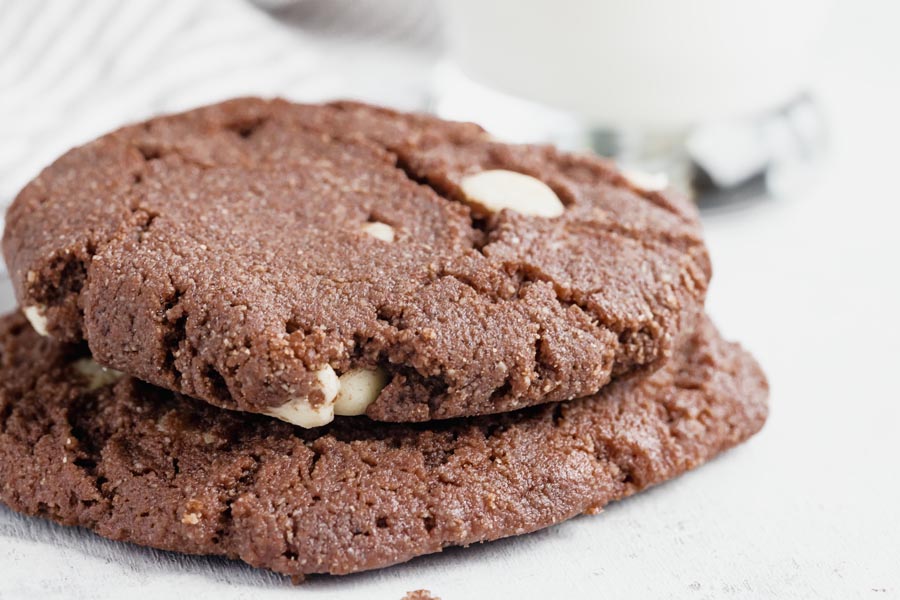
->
[3,99,710,426]
[0,312,767,578]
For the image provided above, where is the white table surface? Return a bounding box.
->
[1,1,899,598]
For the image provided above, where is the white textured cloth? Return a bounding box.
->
[0,0,439,205]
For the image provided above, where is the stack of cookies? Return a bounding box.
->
[0,99,767,580]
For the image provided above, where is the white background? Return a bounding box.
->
[1,1,898,598]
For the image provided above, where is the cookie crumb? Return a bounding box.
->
[402,590,440,600]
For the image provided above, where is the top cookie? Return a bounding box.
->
[3,98,710,426]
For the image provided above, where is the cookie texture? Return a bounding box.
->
[3,98,710,423]
[0,312,767,578]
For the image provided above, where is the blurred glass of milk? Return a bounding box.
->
[439,0,831,191]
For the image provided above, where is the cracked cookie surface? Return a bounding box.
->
[2,98,711,423]
[0,312,767,578]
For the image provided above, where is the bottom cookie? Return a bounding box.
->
[0,312,767,579]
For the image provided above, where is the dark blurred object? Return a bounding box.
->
[592,93,827,209]
[688,94,826,190]
[249,0,441,47]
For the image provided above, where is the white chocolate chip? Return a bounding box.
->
[262,365,388,426]
[459,169,564,218]
[73,358,124,391]
[334,367,388,416]
[263,366,339,428]
[314,364,341,401]
[619,167,669,192]
[23,305,49,336]
[265,399,334,428]
[360,221,395,242]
